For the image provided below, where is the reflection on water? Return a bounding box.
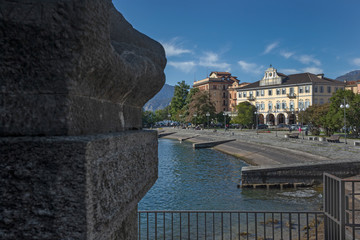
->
[139,138,322,211]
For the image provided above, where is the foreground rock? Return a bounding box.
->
[1,1,165,239]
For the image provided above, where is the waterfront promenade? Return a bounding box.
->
[158,127,360,165]
[158,127,360,186]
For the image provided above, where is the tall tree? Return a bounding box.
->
[186,91,215,125]
[169,81,190,120]
[327,89,360,136]
[231,102,256,128]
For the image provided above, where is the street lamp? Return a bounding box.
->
[274,108,278,137]
[340,99,350,144]
[255,109,258,135]
[167,114,171,127]
[206,112,210,130]
[223,112,227,131]
[299,108,305,139]
[193,113,197,127]
[179,114,183,127]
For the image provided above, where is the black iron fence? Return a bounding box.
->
[138,210,323,240]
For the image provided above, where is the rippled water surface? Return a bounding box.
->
[139,138,322,211]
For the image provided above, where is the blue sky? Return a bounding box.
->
[114,0,360,86]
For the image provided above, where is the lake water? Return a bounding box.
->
[139,138,322,211]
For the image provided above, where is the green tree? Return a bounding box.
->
[169,81,190,121]
[154,105,171,122]
[142,110,156,128]
[231,102,256,128]
[186,91,216,125]
[327,89,360,136]
[303,103,331,135]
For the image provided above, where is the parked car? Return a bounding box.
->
[257,124,268,129]
[277,123,289,128]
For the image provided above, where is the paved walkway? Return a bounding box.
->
[158,127,360,167]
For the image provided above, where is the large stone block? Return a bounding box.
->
[0,130,158,239]
[0,0,166,136]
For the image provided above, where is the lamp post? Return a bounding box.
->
[299,108,305,139]
[340,99,350,144]
[254,108,259,135]
[223,112,227,131]
[206,112,210,130]
[167,114,171,127]
[193,113,197,128]
[274,108,278,137]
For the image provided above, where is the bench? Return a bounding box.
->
[285,133,299,139]
[308,136,318,141]
[354,141,360,146]
[327,135,340,143]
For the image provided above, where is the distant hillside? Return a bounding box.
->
[143,83,174,111]
[336,70,360,81]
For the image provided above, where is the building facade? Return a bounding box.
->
[345,80,360,94]
[236,66,345,125]
[193,72,243,113]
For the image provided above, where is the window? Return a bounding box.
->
[276,88,280,95]
[335,87,338,92]
[256,102,260,110]
[320,99,324,104]
[320,86,324,93]
[299,100,304,109]
[256,90,259,97]
[290,87,294,96]
[223,85,226,90]
[314,98,318,104]
[305,86,310,93]
[243,92,247,97]
[223,92,226,98]
[282,101,287,109]
[213,85,217,90]
[282,88,286,94]
[314,86,318,93]
[305,99,310,108]
[290,101,294,111]
[238,92,242,98]
[299,86,303,94]
[327,86,331,93]
[249,91,253,97]
[261,102,265,110]
[268,89,272,96]
[261,90,264,96]
[223,100,226,106]
[276,101,280,110]
[268,101,273,110]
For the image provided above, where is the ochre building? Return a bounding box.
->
[345,80,360,94]
[236,66,345,125]
[193,72,245,113]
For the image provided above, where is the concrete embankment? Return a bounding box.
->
[157,128,360,187]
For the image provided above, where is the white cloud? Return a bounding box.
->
[161,38,192,57]
[198,52,231,71]
[168,61,196,73]
[352,58,360,66]
[263,42,279,54]
[280,50,295,59]
[281,68,300,75]
[238,61,264,75]
[297,55,321,66]
[302,67,323,74]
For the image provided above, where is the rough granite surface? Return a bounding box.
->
[0,131,158,240]
[0,0,166,136]
[1,0,165,239]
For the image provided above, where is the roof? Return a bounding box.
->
[346,80,360,85]
[237,72,344,90]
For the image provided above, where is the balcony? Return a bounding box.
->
[247,96,256,101]
[287,93,296,99]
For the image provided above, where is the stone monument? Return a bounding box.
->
[0,0,166,239]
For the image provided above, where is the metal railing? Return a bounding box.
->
[324,173,360,239]
[138,210,323,240]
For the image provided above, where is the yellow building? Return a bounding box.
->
[236,66,345,125]
[193,72,241,113]
[345,80,360,94]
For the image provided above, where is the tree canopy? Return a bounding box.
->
[169,81,190,121]
[230,101,256,128]
[186,90,216,125]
